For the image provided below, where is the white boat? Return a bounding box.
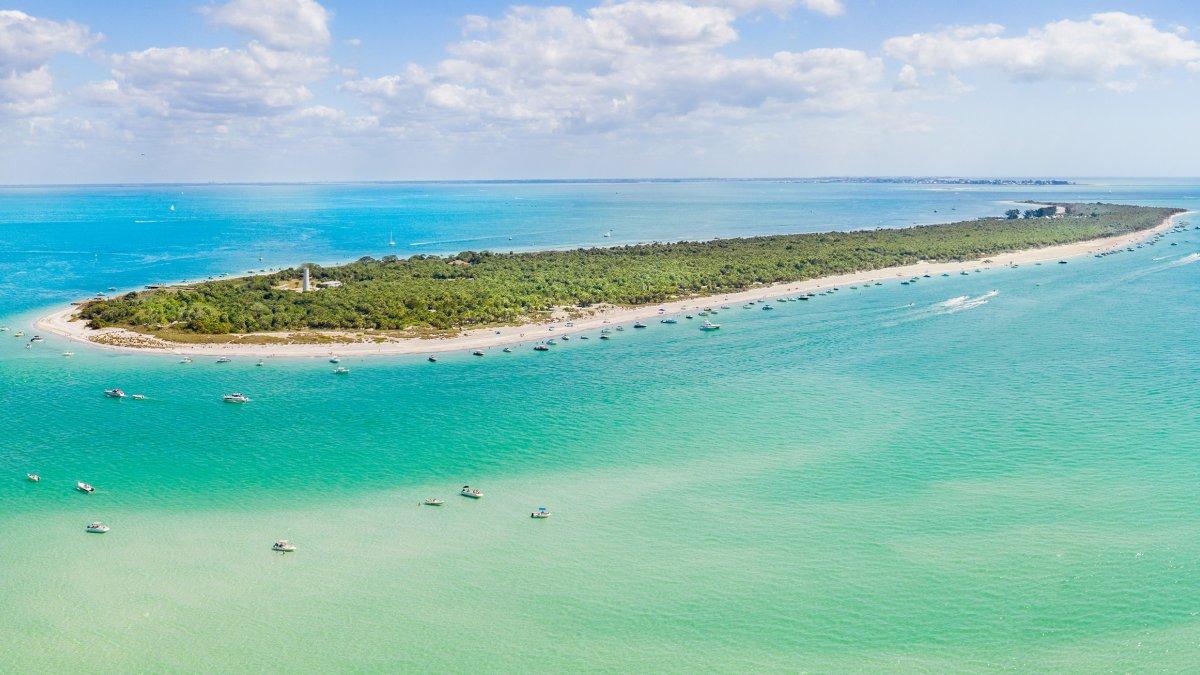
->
[26,473,39,482]
[179,357,192,364]
[333,366,349,374]
[661,318,677,324]
[531,506,551,519]
[222,393,250,403]
[502,347,512,353]
[104,388,126,398]
[14,331,24,337]
[29,335,43,342]
[272,539,296,552]
[256,360,264,367]
[533,344,549,351]
[633,322,647,328]
[62,351,74,357]
[216,357,231,364]
[700,321,721,331]
[76,481,95,493]
[131,394,146,400]
[329,356,340,364]
[460,485,483,499]
[85,522,110,533]
[423,498,444,506]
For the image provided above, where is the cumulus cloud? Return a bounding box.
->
[205,0,332,51]
[0,10,99,116]
[883,12,1200,88]
[98,42,328,117]
[344,2,880,136]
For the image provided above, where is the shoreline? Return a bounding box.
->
[34,212,1188,358]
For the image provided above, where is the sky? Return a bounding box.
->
[1,0,1199,183]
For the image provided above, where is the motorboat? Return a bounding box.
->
[29,335,43,343]
[76,481,95,493]
[13,331,23,337]
[633,322,647,328]
[333,366,349,374]
[62,351,74,357]
[216,356,231,363]
[460,485,483,498]
[180,357,192,364]
[599,334,611,340]
[428,356,437,362]
[131,394,146,400]
[534,344,549,351]
[272,540,297,552]
[579,335,589,340]
[26,473,39,482]
[700,321,721,331]
[85,522,110,534]
[222,393,251,403]
[661,318,677,324]
[472,350,485,356]
[546,339,557,346]
[256,360,264,367]
[329,356,340,364]
[502,347,512,353]
[531,506,551,519]
[423,498,444,506]
[761,305,774,311]
[104,388,126,398]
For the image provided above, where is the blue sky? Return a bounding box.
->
[2,0,1199,183]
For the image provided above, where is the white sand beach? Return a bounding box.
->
[34,213,1188,358]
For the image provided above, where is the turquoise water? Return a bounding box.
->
[2,180,1200,671]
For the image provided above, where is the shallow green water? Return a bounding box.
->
[2,181,1200,671]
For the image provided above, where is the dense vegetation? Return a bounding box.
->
[80,203,1179,336]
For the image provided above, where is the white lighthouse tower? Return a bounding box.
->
[302,266,311,292]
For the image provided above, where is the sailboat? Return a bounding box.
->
[388,231,396,247]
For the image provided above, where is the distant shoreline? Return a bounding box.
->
[34,211,1188,359]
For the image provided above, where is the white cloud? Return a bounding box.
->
[0,10,99,117]
[100,42,328,117]
[205,0,332,51]
[883,12,1200,88]
[344,2,880,137]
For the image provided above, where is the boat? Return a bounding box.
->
[615,326,624,331]
[599,335,610,340]
[272,540,296,552]
[600,328,611,334]
[329,356,340,364]
[561,335,570,341]
[179,357,192,364]
[216,356,231,364]
[460,485,483,498]
[534,344,549,351]
[104,388,126,398]
[700,321,721,331]
[76,482,95,493]
[333,366,349,374]
[13,331,23,337]
[131,394,146,400]
[29,335,43,342]
[256,360,264,367]
[26,473,39,482]
[761,305,774,311]
[388,231,396,247]
[531,506,551,519]
[579,335,589,340]
[633,322,647,328]
[685,315,694,320]
[85,522,110,534]
[222,393,251,403]
[423,498,444,506]
[661,318,677,324]
[62,351,74,357]
[502,347,512,353]
[472,350,485,356]
[428,355,437,362]
[546,339,557,346]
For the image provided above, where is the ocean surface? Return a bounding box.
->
[1,179,1199,671]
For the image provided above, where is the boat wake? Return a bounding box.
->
[935,290,998,315]
[1167,252,1200,268]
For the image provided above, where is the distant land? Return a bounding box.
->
[73,202,1171,344]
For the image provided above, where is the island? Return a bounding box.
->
[40,202,1184,356]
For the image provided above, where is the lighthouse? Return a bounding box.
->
[302,266,311,292]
